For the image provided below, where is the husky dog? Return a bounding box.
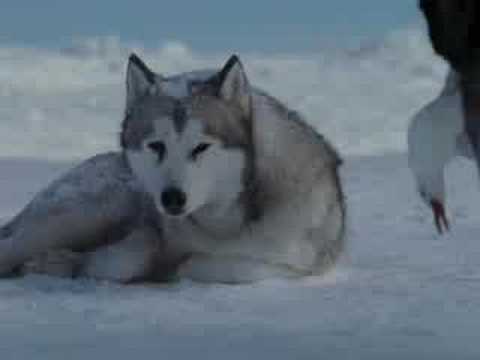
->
[0,54,345,283]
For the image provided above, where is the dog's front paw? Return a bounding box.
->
[178,254,302,284]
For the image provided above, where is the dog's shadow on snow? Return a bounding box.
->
[2,267,352,299]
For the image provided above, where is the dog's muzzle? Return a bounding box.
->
[161,187,187,216]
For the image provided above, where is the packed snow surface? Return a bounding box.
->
[1,155,480,359]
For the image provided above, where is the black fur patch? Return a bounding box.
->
[172,101,188,134]
[419,0,480,71]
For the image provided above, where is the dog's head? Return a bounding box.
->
[122,54,253,218]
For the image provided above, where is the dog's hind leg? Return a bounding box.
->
[0,153,143,277]
[21,226,162,283]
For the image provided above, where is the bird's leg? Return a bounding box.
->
[430,199,450,235]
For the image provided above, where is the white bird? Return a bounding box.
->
[408,70,474,234]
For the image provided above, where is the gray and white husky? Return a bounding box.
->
[0,54,345,283]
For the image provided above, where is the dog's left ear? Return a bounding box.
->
[211,55,251,116]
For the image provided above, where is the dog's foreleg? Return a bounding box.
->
[81,226,160,283]
[178,254,303,283]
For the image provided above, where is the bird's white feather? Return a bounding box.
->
[408,70,468,204]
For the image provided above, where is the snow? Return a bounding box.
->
[0,28,447,160]
[1,27,480,358]
[1,154,480,359]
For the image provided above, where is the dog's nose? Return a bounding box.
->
[161,187,187,215]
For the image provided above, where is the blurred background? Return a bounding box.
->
[0,0,447,160]
[0,0,419,52]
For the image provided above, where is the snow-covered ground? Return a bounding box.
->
[1,154,480,359]
[2,28,480,358]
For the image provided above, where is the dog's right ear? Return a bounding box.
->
[126,53,157,110]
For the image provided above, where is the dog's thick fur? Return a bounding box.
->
[0,54,345,283]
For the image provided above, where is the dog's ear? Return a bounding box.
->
[210,55,251,116]
[126,53,157,110]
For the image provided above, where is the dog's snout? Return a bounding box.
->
[161,187,187,215]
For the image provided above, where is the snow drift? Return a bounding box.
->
[0,27,447,160]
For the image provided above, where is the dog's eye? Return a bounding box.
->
[147,141,166,161]
[190,143,212,160]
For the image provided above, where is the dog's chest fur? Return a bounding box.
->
[162,200,246,256]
